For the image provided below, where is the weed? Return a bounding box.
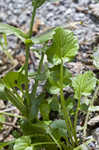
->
[0,0,98,150]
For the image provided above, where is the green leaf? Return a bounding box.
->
[13,136,32,150]
[5,88,27,116]
[0,114,5,130]
[93,49,99,69]
[47,65,72,94]
[50,120,67,140]
[80,104,88,112]
[29,94,45,120]
[21,120,47,136]
[46,27,79,66]
[72,71,97,99]
[49,96,59,111]
[0,23,27,41]
[0,79,26,116]
[0,114,5,123]
[36,64,50,81]
[0,81,7,100]
[65,97,75,113]
[0,141,15,149]
[89,106,99,112]
[31,28,55,44]
[3,71,26,91]
[40,102,50,120]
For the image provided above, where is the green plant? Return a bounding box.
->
[0,0,98,150]
[0,33,15,64]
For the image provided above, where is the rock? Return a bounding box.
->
[89,3,99,18]
[88,115,99,127]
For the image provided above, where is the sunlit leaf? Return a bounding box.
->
[0,23,27,41]
[46,27,79,66]
[72,71,97,99]
[89,106,99,112]
[13,136,32,150]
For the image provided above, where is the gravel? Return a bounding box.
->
[0,0,99,50]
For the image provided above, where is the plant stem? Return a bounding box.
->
[0,111,24,119]
[24,4,37,109]
[25,43,30,108]
[28,4,37,38]
[74,97,81,144]
[60,58,75,147]
[83,85,99,137]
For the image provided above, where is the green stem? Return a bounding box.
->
[60,58,75,147]
[25,43,30,108]
[74,97,81,144]
[24,4,37,109]
[83,85,99,137]
[28,4,37,38]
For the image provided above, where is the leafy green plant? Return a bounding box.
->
[0,0,98,150]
